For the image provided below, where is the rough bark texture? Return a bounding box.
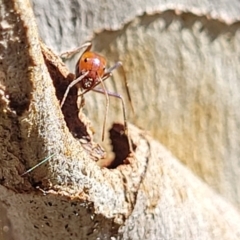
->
[32,0,240,210]
[1,0,240,240]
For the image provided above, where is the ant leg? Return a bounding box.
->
[60,42,92,59]
[78,62,134,115]
[97,78,109,141]
[92,88,133,153]
[76,77,109,141]
[104,62,134,114]
[60,71,89,108]
[76,74,109,141]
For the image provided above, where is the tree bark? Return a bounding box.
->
[1,0,240,240]
[32,0,240,210]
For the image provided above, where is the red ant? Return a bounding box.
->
[60,42,134,146]
[20,43,134,177]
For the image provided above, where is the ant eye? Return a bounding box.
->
[84,58,88,62]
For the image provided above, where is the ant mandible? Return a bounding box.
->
[60,42,134,145]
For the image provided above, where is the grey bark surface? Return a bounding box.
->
[1,0,240,240]
[32,0,240,210]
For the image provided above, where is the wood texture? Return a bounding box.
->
[32,0,240,209]
[1,0,240,239]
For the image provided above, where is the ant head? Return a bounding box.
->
[78,51,107,79]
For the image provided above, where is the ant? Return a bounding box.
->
[20,43,134,177]
[60,42,134,148]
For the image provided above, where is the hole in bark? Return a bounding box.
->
[108,123,134,168]
[41,44,106,160]
[41,43,135,164]
[41,43,90,141]
[42,49,90,140]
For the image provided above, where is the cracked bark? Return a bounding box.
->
[1,0,240,240]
